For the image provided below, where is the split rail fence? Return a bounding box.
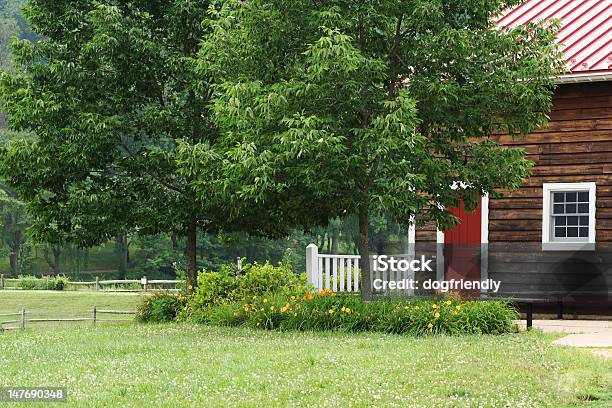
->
[0,308,135,331]
[0,274,181,292]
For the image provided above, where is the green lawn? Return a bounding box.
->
[0,324,609,407]
[0,290,143,313]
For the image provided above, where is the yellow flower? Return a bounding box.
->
[445,300,452,306]
[328,309,335,315]
[432,304,438,309]
[427,322,433,329]
[415,306,420,310]
[188,285,193,290]
[345,307,351,314]
[270,306,275,312]
[263,298,268,304]
[253,295,257,300]
[233,312,238,317]
[293,313,297,317]
[453,311,459,315]
[434,312,440,318]
[259,308,264,312]
[404,306,410,310]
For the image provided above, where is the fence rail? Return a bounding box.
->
[0,307,136,331]
[0,274,182,292]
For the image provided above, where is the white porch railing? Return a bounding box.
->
[306,244,361,292]
[305,244,416,294]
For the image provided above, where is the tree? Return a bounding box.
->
[202,0,564,299]
[0,180,27,274]
[0,0,262,288]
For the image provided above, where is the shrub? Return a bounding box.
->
[17,275,68,291]
[234,262,304,298]
[136,293,185,323]
[189,270,237,310]
[180,262,307,321]
[201,290,519,336]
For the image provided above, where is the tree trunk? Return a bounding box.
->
[44,245,61,275]
[9,229,22,275]
[331,230,339,254]
[52,246,61,275]
[116,233,128,280]
[399,227,408,254]
[376,239,385,256]
[186,213,198,290]
[358,205,372,301]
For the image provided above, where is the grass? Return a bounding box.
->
[0,324,610,407]
[0,290,143,314]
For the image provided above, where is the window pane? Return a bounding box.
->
[566,204,577,213]
[567,216,578,226]
[578,191,589,202]
[565,192,578,202]
[554,204,564,214]
[579,216,589,226]
[578,203,589,213]
[579,227,589,238]
[554,192,565,203]
[555,227,566,238]
[555,216,567,226]
[567,227,578,237]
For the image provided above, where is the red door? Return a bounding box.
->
[444,197,482,297]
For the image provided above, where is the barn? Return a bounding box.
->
[411,0,612,311]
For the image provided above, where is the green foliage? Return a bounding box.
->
[189,270,237,309]
[201,290,518,336]
[136,292,185,323]
[234,262,302,297]
[16,274,68,290]
[180,262,307,322]
[130,234,185,279]
[196,0,566,298]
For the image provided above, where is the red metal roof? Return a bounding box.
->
[497,0,612,77]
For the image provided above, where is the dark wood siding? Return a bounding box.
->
[490,82,612,243]
[489,82,612,301]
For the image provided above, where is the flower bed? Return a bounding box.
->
[201,290,518,336]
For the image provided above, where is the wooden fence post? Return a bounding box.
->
[93,306,97,327]
[237,257,242,271]
[20,307,25,330]
[142,276,148,291]
[95,276,100,291]
[306,244,319,290]
[0,274,4,290]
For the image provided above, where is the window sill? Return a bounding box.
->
[542,242,595,251]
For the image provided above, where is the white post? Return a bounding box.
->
[306,244,319,290]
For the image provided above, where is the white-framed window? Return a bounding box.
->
[542,182,596,251]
